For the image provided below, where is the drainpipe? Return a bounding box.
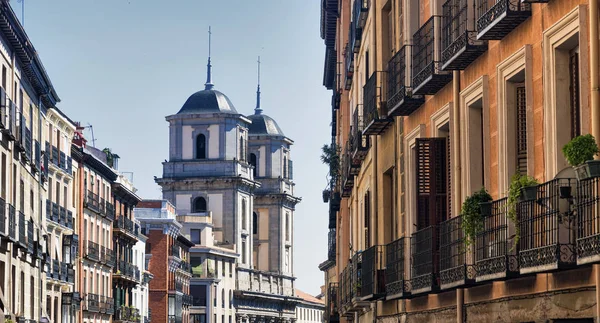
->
[456,288,464,323]
[596,264,600,321]
[452,71,461,213]
[590,0,600,146]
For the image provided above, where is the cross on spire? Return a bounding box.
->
[205,26,214,90]
[255,56,262,115]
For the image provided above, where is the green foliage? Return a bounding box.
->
[321,143,341,184]
[461,188,492,247]
[507,173,539,249]
[562,134,599,167]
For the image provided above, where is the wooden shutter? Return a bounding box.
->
[364,191,370,248]
[516,86,527,175]
[569,50,581,139]
[447,135,451,219]
[415,138,448,230]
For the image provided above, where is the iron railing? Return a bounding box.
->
[360,245,385,300]
[328,229,336,261]
[412,16,452,95]
[441,0,487,70]
[86,240,100,262]
[475,198,519,281]
[0,197,7,237]
[325,282,339,322]
[86,191,100,213]
[7,204,15,241]
[476,0,531,40]
[387,46,424,116]
[85,293,100,312]
[439,215,475,289]
[385,237,407,298]
[18,211,25,248]
[518,178,576,273]
[411,226,439,294]
[344,43,354,90]
[577,176,600,264]
[114,216,137,236]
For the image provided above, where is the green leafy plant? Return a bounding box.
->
[507,173,539,249]
[461,188,492,247]
[562,134,599,166]
[321,143,340,185]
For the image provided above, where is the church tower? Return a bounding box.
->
[156,28,258,268]
[247,57,300,275]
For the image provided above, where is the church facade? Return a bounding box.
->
[156,50,301,323]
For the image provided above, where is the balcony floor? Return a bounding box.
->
[413,72,453,96]
[363,118,393,136]
[519,244,575,275]
[477,10,531,41]
[441,33,488,71]
[387,94,424,117]
[439,264,476,290]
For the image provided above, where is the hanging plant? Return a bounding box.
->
[320,143,340,189]
[460,187,492,247]
[507,173,539,250]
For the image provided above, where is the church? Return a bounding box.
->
[155,31,302,323]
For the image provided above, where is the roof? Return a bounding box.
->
[295,289,325,305]
[177,89,238,115]
[247,111,285,136]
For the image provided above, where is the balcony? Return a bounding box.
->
[0,98,16,141]
[85,191,100,213]
[7,204,15,242]
[17,211,26,249]
[475,198,519,282]
[51,259,60,280]
[106,201,116,221]
[23,127,31,162]
[325,283,339,323]
[341,150,354,198]
[577,176,600,264]
[338,252,369,316]
[412,16,452,95]
[85,293,100,312]
[439,215,475,290]
[387,46,424,117]
[363,72,393,135]
[328,228,336,262]
[410,226,439,295]
[360,245,385,301]
[183,294,193,306]
[114,216,139,241]
[518,178,576,274]
[0,197,7,238]
[114,260,140,284]
[115,305,140,323]
[235,267,295,296]
[476,0,531,40]
[85,240,100,262]
[26,220,34,254]
[101,247,116,267]
[351,0,368,53]
[441,0,487,70]
[350,106,369,162]
[344,43,354,90]
[385,237,408,299]
[106,297,115,315]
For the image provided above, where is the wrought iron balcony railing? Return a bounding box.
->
[360,245,385,300]
[85,293,100,312]
[411,226,439,295]
[328,228,336,262]
[0,197,7,238]
[114,216,138,237]
[412,16,452,95]
[344,42,355,90]
[350,106,369,162]
[18,211,26,249]
[23,127,31,162]
[387,46,423,117]
[385,237,408,299]
[577,176,600,264]
[26,220,34,254]
[475,197,519,282]
[106,201,116,221]
[325,282,340,323]
[105,297,115,315]
[441,0,487,70]
[476,0,531,40]
[7,204,15,242]
[115,260,140,282]
[518,178,576,274]
[86,191,100,213]
[86,240,100,262]
[439,215,475,289]
[363,71,392,135]
[341,149,354,198]
[352,0,369,32]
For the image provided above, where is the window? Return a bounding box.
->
[221,288,225,308]
[196,134,206,159]
[229,290,232,308]
[1,65,5,90]
[239,135,246,162]
[242,241,246,264]
[241,199,247,230]
[252,212,258,235]
[250,153,257,177]
[415,138,448,229]
[364,191,371,248]
[569,48,581,139]
[190,229,201,244]
[285,212,290,241]
[283,156,288,178]
[229,262,232,277]
[516,84,527,175]
[19,180,24,211]
[193,197,207,213]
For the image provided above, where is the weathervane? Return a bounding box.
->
[205,26,214,90]
[255,56,262,114]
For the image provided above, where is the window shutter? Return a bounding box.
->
[447,135,451,219]
[516,86,527,175]
[415,138,448,230]
[364,191,370,248]
[569,51,580,139]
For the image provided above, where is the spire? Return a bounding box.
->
[205,26,214,90]
[255,56,262,115]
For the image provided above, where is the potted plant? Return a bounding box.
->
[507,173,539,249]
[322,189,330,203]
[562,134,600,180]
[461,188,492,246]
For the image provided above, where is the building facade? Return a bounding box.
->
[295,290,325,323]
[321,0,600,322]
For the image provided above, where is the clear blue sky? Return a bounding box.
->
[14,0,330,295]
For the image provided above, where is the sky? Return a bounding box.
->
[13,0,331,295]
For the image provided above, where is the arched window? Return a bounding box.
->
[252,212,258,235]
[193,197,207,213]
[196,134,206,159]
[283,156,288,179]
[250,153,257,177]
[239,135,246,162]
[241,199,247,230]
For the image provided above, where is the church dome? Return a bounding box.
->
[247,110,285,137]
[177,89,238,115]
